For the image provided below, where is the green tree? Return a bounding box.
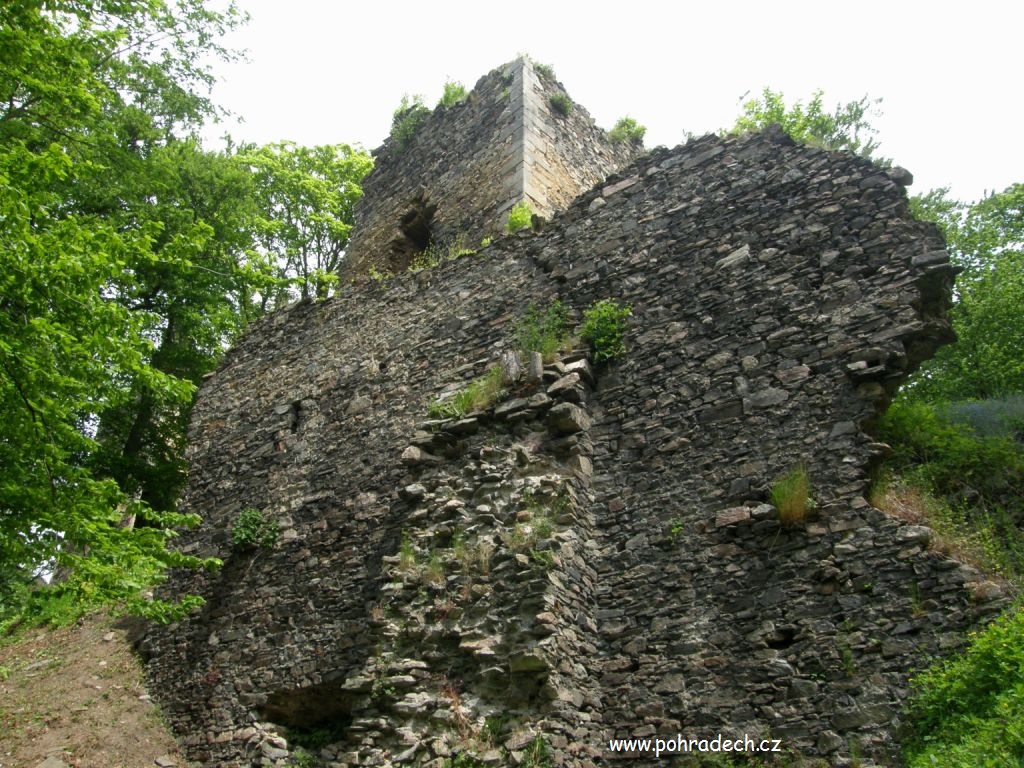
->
[88,140,274,513]
[243,141,373,303]
[731,88,883,158]
[0,0,244,622]
[908,184,1024,401]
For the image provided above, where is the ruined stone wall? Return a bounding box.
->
[343,58,637,277]
[144,129,1007,768]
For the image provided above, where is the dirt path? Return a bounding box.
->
[0,613,192,768]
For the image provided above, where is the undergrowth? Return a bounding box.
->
[903,602,1024,767]
[516,299,570,358]
[428,365,507,419]
[875,398,1024,580]
[873,396,1024,765]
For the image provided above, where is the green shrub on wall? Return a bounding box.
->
[548,93,572,117]
[580,299,631,362]
[438,80,468,108]
[506,200,533,233]
[609,116,647,144]
[516,299,570,358]
[231,508,279,551]
[391,94,430,150]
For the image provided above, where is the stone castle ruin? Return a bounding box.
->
[142,58,1008,766]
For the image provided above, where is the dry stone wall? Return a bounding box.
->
[144,128,1008,768]
[344,58,637,277]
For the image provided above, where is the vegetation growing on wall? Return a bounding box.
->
[548,93,573,117]
[391,94,430,150]
[230,509,280,552]
[609,116,647,144]
[730,88,883,159]
[516,300,571,358]
[506,200,534,233]
[438,80,469,108]
[408,234,477,271]
[580,299,632,361]
[427,366,508,419]
[532,62,556,80]
[770,466,813,526]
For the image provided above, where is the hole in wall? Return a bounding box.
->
[765,625,796,649]
[289,401,302,433]
[260,681,354,749]
[390,188,438,271]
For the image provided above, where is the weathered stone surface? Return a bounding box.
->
[547,402,591,435]
[715,507,751,528]
[143,85,1000,768]
[345,394,372,415]
[344,57,638,277]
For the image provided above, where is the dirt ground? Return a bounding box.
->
[0,612,193,768]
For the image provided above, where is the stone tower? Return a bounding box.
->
[343,57,639,276]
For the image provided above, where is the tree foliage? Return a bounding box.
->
[88,141,270,514]
[908,184,1024,401]
[731,88,883,158]
[243,141,372,303]
[0,0,247,622]
[0,3,378,625]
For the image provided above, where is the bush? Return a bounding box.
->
[533,62,555,80]
[231,508,279,551]
[438,80,468,108]
[580,299,631,362]
[506,200,533,233]
[903,604,1024,767]
[770,465,812,526]
[609,116,646,144]
[390,94,430,150]
[516,299,570,357]
[878,399,1024,526]
[548,93,572,117]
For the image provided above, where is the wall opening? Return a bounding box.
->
[260,681,353,749]
[389,188,438,272]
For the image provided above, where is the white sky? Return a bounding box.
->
[202,0,1022,203]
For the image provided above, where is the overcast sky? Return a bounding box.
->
[202,0,1021,203]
